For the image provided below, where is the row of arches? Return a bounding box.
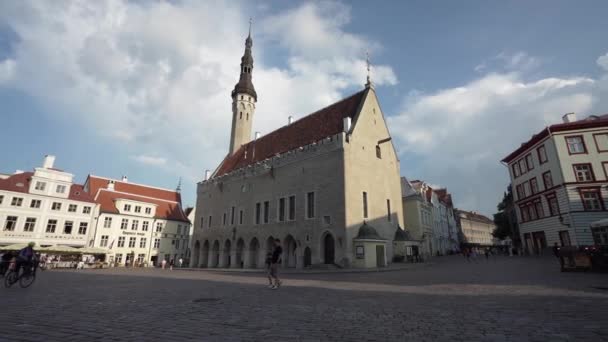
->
[191,233,336,269]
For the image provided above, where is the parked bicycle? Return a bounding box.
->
[4,260,36,288]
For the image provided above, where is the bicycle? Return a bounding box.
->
[4,261,36,288]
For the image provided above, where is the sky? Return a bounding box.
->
[1,0,608,217]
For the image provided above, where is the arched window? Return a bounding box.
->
[376,145,382,159]
[246,113,249,120]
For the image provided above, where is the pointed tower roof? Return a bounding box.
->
[232,19,257,100]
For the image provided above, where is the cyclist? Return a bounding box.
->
[16,242,36,276]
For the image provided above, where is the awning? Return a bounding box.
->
[0,243,28,251]
[591,218,608,228]
[77,247,108,255]
[38,245,82,254]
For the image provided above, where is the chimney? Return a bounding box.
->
[204,170,211,181]
[254,132,261,140]
[562,112,577,123]
[121,176,128,183]
[343,117,352,133]
[107,180,115,191]
[43,155,56,169]
[288,116,293,125]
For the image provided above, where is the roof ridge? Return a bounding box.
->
[245,89,366,145]
[88,175,179,194]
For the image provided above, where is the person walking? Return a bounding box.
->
[484,248,490,260]
[178,257,183,268]
[270,239,283,289]
[161,258,167,270]
[265,252,273,288]
[169,258,174,271]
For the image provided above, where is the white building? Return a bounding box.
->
[0,155,98,248]
[456,210,495,246]
[502,113,608,253]
[85,175,191,266]
[402,178,434,258]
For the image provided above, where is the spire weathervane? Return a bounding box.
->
[249,17,253,37]
[365,50,373,88]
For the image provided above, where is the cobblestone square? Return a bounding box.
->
[1,255,607,341]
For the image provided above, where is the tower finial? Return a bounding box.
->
[176,177,182,192]
[249,17,253,37]
[365,50,373,88]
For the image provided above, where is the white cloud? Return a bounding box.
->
[0,1,396,188]
[131,155,167,166]
[0,58,16,83]
[389,66,601,215]
[598,52,608,71]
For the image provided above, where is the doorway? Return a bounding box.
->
[323,234,335,264]
[376,245,385,267]
[304,247,312,267]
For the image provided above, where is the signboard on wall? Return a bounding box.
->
[355,246,364,259]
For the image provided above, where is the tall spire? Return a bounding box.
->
[232,19,257,100]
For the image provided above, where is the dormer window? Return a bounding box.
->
[135,206,141,213]
[145,207,151,214]
[56,185,66,194]
[124,204,131,212]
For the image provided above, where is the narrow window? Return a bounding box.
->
[525,154,534,171]
[530,178,538,194]
[279,198,286,222]
[231,206,235,225]
[200,216,204,229]
[376,145,382,159]
[289,196,296,220]
[363,192,368,219]
[537,145,548,164]
[263,201,270,223]
[387,199,391,221]
[239,209,244,225]
[306,192,315,219]
[255,203,261,224]
[223,212,227,225]
[240,112,243,119]
[208,216,212,228]
[512,163,520,178]
[543,171,554,189]
[546,194,559,216]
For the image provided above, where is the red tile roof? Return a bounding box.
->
[87,176,181,203]
[86,176,189,223]
[0,172,96,203]
[456,209,494,224]
[214,89,367,177]
[95,189,189,223]
[502,114,608,163]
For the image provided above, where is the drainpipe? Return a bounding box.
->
[147,218,157,267]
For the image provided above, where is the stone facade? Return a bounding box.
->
[192,32,407,269]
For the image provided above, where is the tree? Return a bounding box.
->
[492,186,520,246]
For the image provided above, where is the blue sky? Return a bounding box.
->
[1,1,608,217]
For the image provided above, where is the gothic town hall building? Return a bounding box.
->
[191,31,408,269]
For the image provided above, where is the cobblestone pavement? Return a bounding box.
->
[1,256,607,342]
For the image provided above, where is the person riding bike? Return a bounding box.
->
[16,242,36,276]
